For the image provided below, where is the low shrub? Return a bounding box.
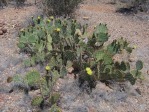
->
[43,0,83,16]
[0,0,8,8]
[116,0,149,13]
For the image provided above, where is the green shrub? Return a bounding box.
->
[0,0,8,8]
[116,0,149,13]
[15,0,26,7]
[43,0,83,16]
[133,0,149,12]
[0,0,26,8]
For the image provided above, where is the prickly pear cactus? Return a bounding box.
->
[16,17,144,107]
[94,24,109,44]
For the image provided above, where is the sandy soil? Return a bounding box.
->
[0,0,149,112]
[0,1,42,111]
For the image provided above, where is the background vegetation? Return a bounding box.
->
[113,0,149,13]
[43,0,83,16]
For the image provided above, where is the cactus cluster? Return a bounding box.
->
[78,24,143,91]
[14,16,144,109]
[18,16,143,87]
[8,67,61,110]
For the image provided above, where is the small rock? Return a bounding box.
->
[0,30,3,35]
[128,57,136,62]
[29,89,40,96]
[120,26,123,28]
[83,16,89,20]
[135,88,141,95]
[67,67,74,73]
[112,55,121,62]
[1,27,7,33]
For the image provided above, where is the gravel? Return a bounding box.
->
[0,0,43,111]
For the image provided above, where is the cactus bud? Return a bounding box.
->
[50,16,54,20]
[45,66,51,71]
[37,16,41,24]
[47,19,51,23]
[55,28,61,32]
[20,28,25,36]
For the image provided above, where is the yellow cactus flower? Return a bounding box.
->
[56,28,61,32]
[87,70,93,75]
[47,19,51,23]
[86,67,90,71]
[38,16,41,19]
[45,66,51,71]
[50,16,54,20]
[86,67,93,75]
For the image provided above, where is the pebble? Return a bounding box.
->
[128,57,136,62]
[0,30,3,35]
[83,16,89,20]
[1,27,7,33]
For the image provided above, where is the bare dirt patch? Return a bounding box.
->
[81,4,116,13]
[0,1,42,111]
